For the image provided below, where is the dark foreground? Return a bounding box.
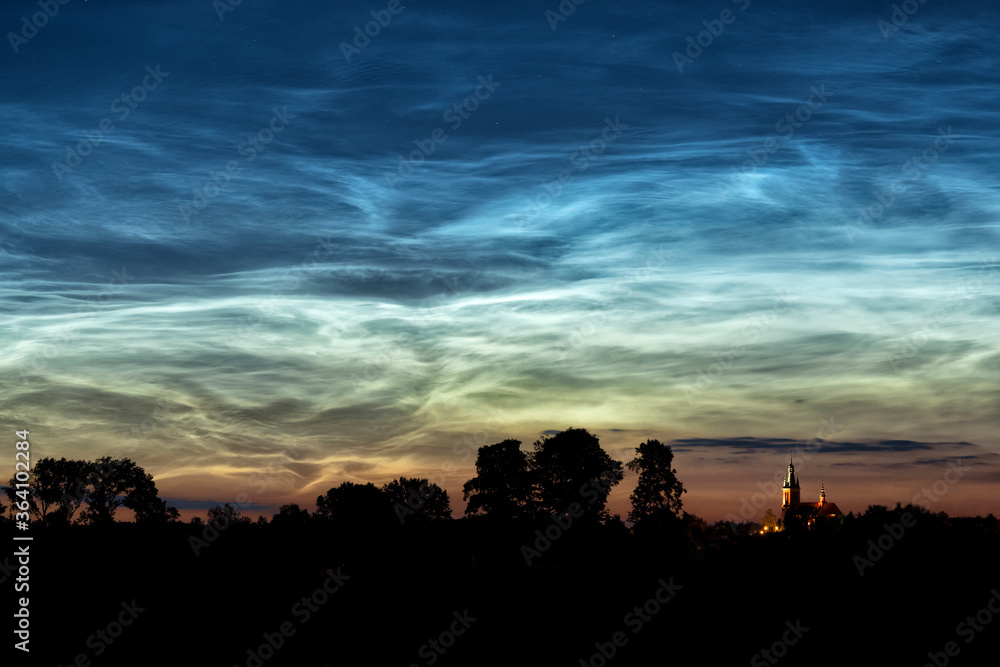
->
[5,510,1000,666]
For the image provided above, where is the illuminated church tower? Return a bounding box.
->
[778,458,843,528]
[781,457,800,509]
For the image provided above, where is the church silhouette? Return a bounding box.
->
[781,457,844,527]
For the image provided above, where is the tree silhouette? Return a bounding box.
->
[782,504,814,534]
[762,508,778,532]
[133,495,180,525]
[462,439,534,520]
[207,502,250,527]
[5,457,90,525]
[382,477,451,523]
[271,503,310,528]
[863,504,890,521]
[49,457,92,523]
[6,457,174,525]
[79,458,126,524]
[315,481,394,526]
[625,439,686,527]
[81,457,176,524]
[120,462,178,524]
[530,428,623,521]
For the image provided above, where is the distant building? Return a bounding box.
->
[780,457,843,527]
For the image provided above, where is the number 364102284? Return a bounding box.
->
[14,429,30,520]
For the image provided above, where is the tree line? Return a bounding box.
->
[3,428,688,530]
[461,428,685,526]
[4,456,178,525]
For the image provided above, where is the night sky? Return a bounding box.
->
[3,0,998,522]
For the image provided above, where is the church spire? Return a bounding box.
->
[782,456,799,489]
[781,456,800,509]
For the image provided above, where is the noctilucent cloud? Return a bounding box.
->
[2,0,998,521]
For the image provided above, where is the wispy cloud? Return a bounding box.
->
[2,0,998,519]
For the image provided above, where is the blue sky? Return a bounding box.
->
[2,0,998,520]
